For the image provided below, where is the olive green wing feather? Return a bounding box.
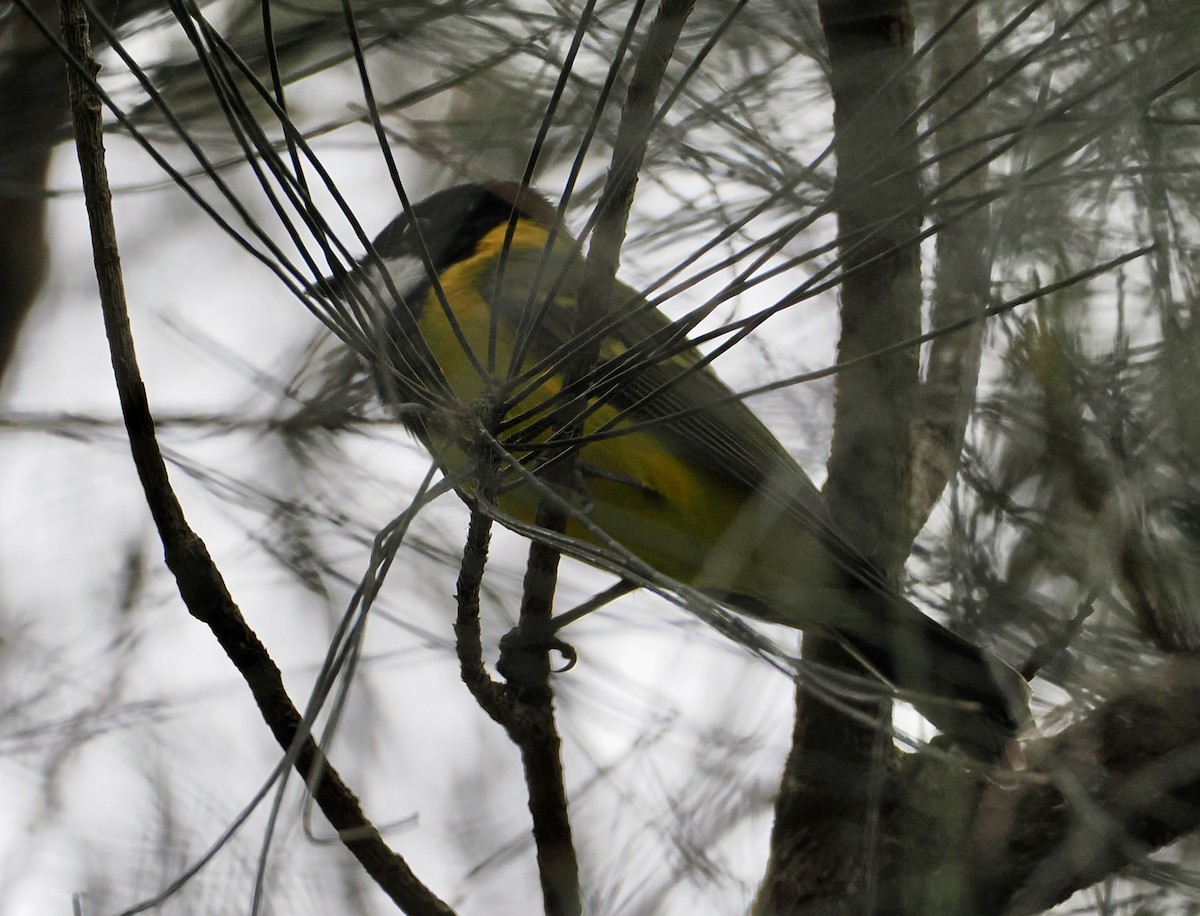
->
[482,245,892,595]
[473,231,1030,756]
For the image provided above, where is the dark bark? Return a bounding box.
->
[58,3,454,910]
[757,2,924,912]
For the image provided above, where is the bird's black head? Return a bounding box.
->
[369,182,559,279]
[311,182,559,311]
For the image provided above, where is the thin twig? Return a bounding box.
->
[497,4,698,911]
[57,1,452,912]
[454,509,511,718]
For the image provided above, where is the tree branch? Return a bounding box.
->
[474,4,699,910]
[892,654,1200,915]
[909,0,991,533]
[757,1,924,910]
[58,3,452,912]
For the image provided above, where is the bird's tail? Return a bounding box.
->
[826,589,1031,760]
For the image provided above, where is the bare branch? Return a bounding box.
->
[57,2,452,911]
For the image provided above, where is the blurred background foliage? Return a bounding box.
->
[2,0,1200,913]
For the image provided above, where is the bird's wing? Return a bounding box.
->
[484,244,893,594]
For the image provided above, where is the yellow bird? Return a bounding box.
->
[313,182,1030,759]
